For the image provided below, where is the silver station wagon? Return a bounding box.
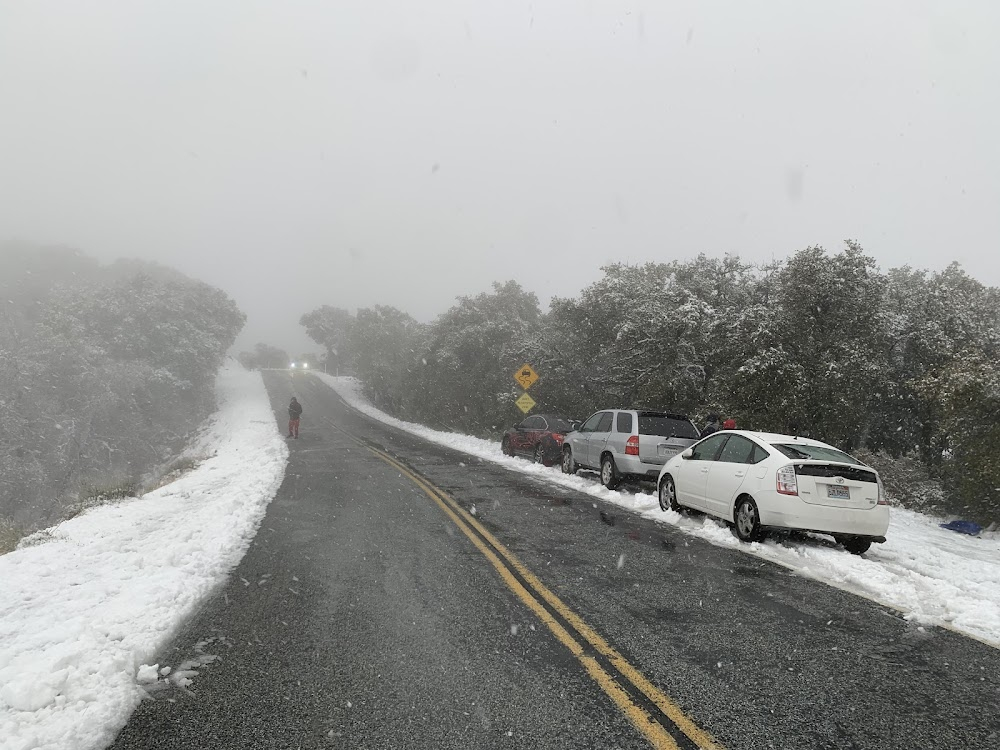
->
[561,409,701,489]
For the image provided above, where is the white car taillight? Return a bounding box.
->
[877,476,889,506]
[625,435,640,456]
[776,464,798,495]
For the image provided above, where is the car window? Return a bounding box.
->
[616,412,633,433]
[690,434,729,461]
[717,435,755,464]
[595,412,614,433]
[749,444,770,465]
[637,414,700,439]
[772,443,862,465]
[547,417,574,432]
[580,413,603,432]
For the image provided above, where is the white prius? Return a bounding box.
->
[656,430,889,554]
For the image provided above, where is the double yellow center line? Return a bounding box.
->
[360,438,724,750]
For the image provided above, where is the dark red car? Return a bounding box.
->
[500,414,581,466]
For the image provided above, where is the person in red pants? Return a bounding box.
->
[287,397,303,439]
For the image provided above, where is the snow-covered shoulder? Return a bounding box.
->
[317,374,1000,649]
[0,363,288,750]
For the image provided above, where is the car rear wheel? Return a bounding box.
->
[734,496,766,543]
[533,445,545,464]
[838,536,872,555]
[600,455,621,490]
[561,448,577,475]
[501,437,513,456]
[658,476,681,512]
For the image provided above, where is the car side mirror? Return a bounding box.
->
[681,448,693,460]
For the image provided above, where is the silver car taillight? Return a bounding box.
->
[776,464,799,496]
[877,476,888,506]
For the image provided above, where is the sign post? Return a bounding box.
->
[513,364,539,390]
[515,392,536,414]
[513,363,539,414]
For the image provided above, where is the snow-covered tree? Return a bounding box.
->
[300,305,355,373]
[350,305,425,414]
[0,247,245,533]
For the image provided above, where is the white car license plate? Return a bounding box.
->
[827,485,850,500]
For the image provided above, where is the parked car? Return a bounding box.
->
[656,430,889,554]
[501,414,580,466]
[561,409,700,488]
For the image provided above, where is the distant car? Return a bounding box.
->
[656,430,889,554]
[501,414,581,466]
[561,409,700,488]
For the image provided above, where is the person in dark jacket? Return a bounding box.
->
[287,397,303,439]
[701,413,721,437]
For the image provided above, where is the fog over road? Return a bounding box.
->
[111,372,1000,749]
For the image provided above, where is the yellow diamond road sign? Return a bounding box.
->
[514,363,539,390]
[515,392,536,414]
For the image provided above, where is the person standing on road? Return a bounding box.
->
[288,397,303,439]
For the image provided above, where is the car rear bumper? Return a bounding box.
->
[615,455,662,479]
[540,442,563,463]
[758,494,890,537]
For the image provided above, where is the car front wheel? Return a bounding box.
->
[600,455,621,490]
[734,496,766,543]
[501,437,513,456]
[658,476,681,512]
[561,448,577,475]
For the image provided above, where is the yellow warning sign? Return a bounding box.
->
[513,363,539,390]
[514,392,536,414]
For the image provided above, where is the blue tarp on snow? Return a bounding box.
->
[939,520,983,536]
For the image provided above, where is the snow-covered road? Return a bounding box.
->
[0,364,288,750]
[317,374,1000,650]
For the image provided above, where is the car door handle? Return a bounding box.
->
[734,471,746,477]
[700,467,710,473]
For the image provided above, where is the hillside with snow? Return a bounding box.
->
[0,365,288,750]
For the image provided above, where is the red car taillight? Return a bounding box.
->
[625,435,640,456]
[776,464,798,495]
[552,433,565,444]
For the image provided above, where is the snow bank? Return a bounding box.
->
[318,374,1000,648]
[0,364,288,750]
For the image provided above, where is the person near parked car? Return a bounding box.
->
[288,397,303,439]
[722,418,737,430]
[700,413,721,437]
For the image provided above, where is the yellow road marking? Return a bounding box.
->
[367,445,725,750]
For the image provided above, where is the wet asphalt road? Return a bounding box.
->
[111,372,1000,750]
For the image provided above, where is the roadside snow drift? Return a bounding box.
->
[0,364,288,750]
[317,374,1000,649]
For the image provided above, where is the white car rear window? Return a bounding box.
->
[772,443,862,465]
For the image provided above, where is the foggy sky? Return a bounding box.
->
[2,1,999,355]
